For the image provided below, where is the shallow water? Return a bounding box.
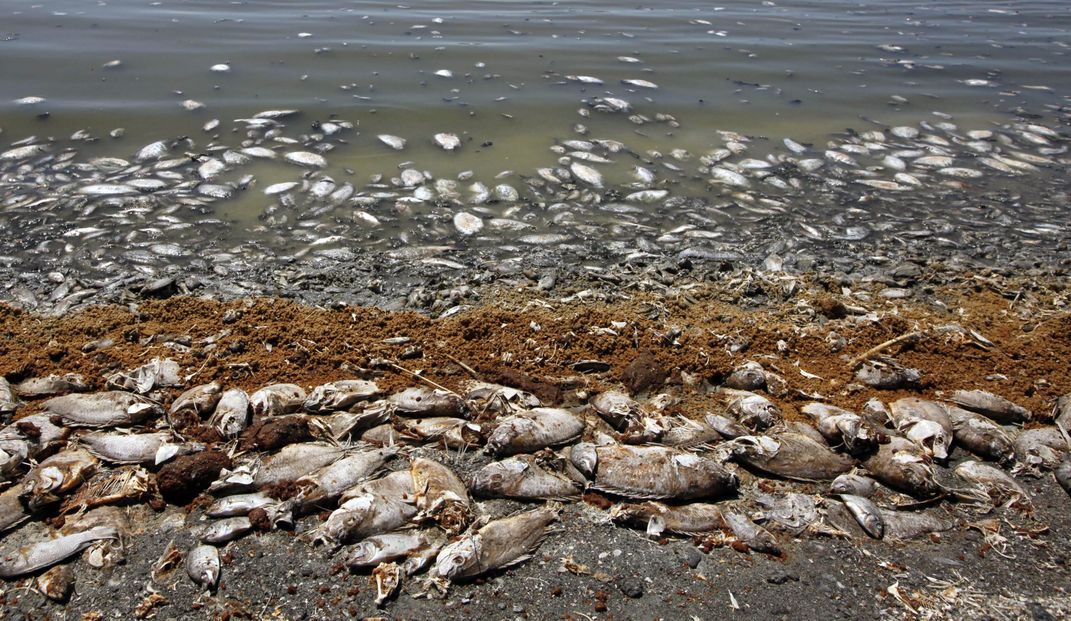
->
[1,1,1070,308]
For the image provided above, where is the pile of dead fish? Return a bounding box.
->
[2,98,1070,313]
[0,356,1069,605]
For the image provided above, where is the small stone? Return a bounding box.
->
[682,545,703,569]
[617,576,644,598]
[766,571,800,585]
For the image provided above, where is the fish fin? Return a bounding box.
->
[646,516,666,538]
[589,484,671,500]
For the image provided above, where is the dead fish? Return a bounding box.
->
[390,417,483,449]
[434,133,461,151]
[21,449,99,511]
[366,561,401,606]
[1055,457,1071,496]
[890,398,953,460]
[0,526,119,578]
[412,457,470,534]
[724,512,780,556]
[135,140,169,162]
[304,380,381,413]
[705,414,750,439]
[801,403,883,456]
[571,443,738,500]
[854,359,920,390]
[711,167,750,188]
[288,448,397,515]
[170,381,223,419]
[1013,427,1067,471]
[186,544,221,590]
[569,161,603,188]
[838,494,884,539]
[753,493,819,533]
[729,433,855,481]
[453,212,484,235]
[43,391,160,428]
[284,151,327,168]
[947,390,1031,424]
[724,361,767,391]
[103,358,181,394]
[590,391,643,431]
[210,388,250,437]
[253,442,346,488]
[387,387,465,418]
[198,517,252,545]
[0,378,17,413]
[250,383,307,417]
[621,78,658,89]
[470,454,582,501]
[954,461,1029,508]
[879,508,952,541]
[14,373,90,398]
[378,134,407,150]
[320,489,417,545]
[830,473,879,497]
[432,504,559,581]
[464,382,542,414]
[717,389,781,431]
[487,408,585,456]
[78,431,176,465]
[863,438,942,498]
[346,530,445,568]
[658,416,722,448]
[946,405,1014,464]
[610,501,724,537]
[206,492,275,518]
[0,486,30,534]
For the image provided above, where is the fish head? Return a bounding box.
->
[568,443,598,478]
[737,396,780,431]
[906,420,950,460]
[433,535,481,579]
[470,460,526,496]
[322,496,373,543]
[347,540,383,567]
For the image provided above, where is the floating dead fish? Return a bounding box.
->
[569,161,603,188]
[0,526,119,579]
[453,212,484,235]
[571,442,738,500]
[432,504,559,581]
[486,408,585,456]
[284,151,327,168]
[433,133,461,151]
[378,134,407,150]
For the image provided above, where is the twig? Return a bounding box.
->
[386,361,461,398]
[439,351,479,379]
[847,330,926,369]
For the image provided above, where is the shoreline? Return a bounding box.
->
[0,272,1069,619]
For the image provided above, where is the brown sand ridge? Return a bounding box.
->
[1,273,1069,420]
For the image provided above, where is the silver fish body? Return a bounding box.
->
[0,526,118,578]
[609,501,725,537]
[14,373,90,398]
[486,408,585,456]
[79,431,174,465]
[572,443,738,500]
[730,434,855,481]
[198,516,252,545]
[948,390,1031,424]
[724,512,781,556]
[169,381,223,419]
[346,530,444,568]
[946,405,1014,463]
[839,494,884,539]
[432,505,559,580]
[210,388,250,437]
[862,438,942,499]
[186,544,221,589]
[206,492,275,518]
[386,387,465,418]
[250,383,307,417]
[43,391,160,428]
[253,442,346,488]
[304,380,381,413]
[469,454,582,501]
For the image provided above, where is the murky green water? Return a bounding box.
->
[1,1,1069,308]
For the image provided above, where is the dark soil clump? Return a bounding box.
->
[156,450,232,504]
